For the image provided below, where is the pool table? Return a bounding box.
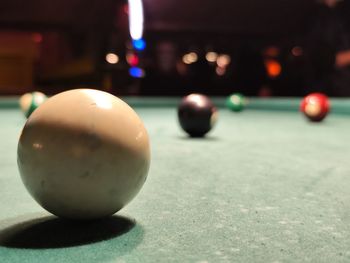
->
[0,96,350,263]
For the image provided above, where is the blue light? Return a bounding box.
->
[132,38,146,51]
[129,67,145,78]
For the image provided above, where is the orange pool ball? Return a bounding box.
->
[300,93,330,122]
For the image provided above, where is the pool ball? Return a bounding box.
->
[225,93,246,112]
[19,91,47,118]
[178,93,218,137]
[17,89,150,220]
[300,93,330,122]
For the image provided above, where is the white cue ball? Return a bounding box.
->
[17,89,150,220]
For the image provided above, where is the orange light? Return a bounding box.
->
[265,59,282,78]
[263,46,280,58]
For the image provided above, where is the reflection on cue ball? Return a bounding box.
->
[17,89,151,220]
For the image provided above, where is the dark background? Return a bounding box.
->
[0,0,350,96]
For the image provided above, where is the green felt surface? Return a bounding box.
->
[1,98,350,263]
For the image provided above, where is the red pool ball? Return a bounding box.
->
[300,93,330,122]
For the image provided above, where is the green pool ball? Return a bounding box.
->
[19,91,47,118]
[226,93,246,112]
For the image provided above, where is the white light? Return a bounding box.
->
[182,52,198,64]
[217,54,231,68]
[188,52,198,63]
[182,55,191,65]
[128,0,144,40]
[106,53,119,64]
[206,52,218,62]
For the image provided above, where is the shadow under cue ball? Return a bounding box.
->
[178,93,218,137]
[17,89,151,220]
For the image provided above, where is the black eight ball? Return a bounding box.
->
[178,94,218,137]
